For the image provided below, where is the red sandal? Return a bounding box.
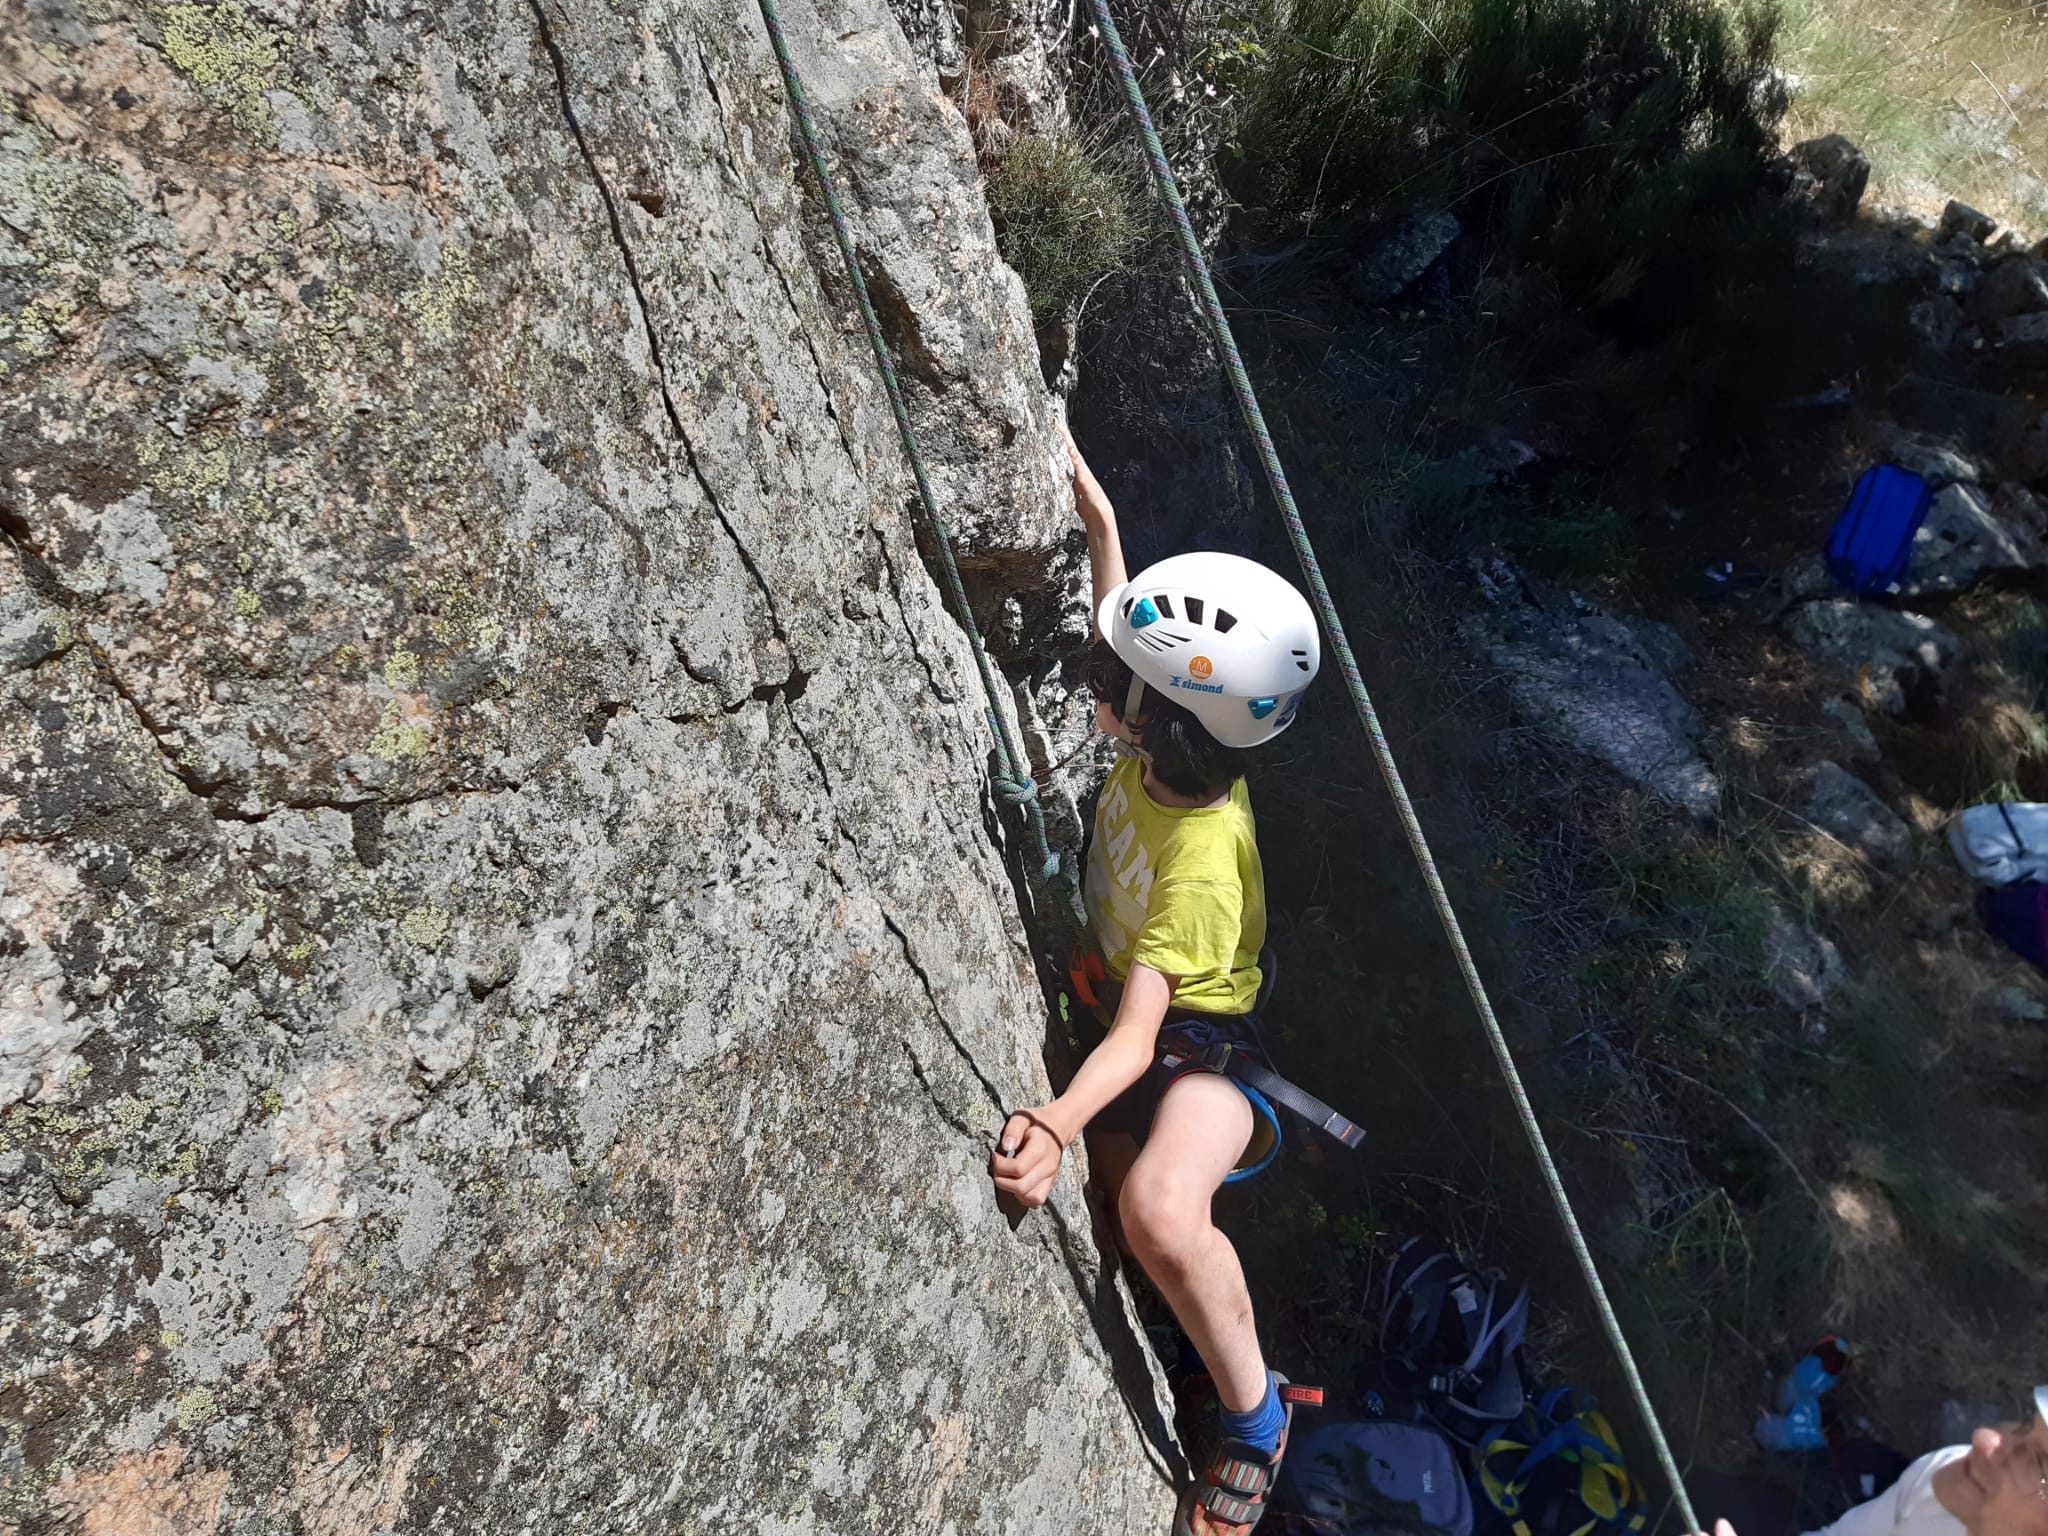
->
[1174,1374,1322,1534]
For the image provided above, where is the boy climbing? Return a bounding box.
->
[990,424,1322,1535]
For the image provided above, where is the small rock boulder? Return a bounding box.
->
[1821,696,1881,761]
[1900,481,2048,594]
[1974,257,2048,326]
[1866,425,1980,487]
[1798,760,1913,868]
[1464,561,1719,815]
[1789,135,1871,222]
[1356,211,1461,304]
[1998,311,2048,356]
[1908,295,1967,352]
[1940,199,1998,243]
[1763,905,1846,1013]
[1782,600,1961,717]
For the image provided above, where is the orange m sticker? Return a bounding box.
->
[1188,655,1214,680]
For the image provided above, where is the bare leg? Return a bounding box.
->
[1117,1072,1264,1413]
[1085,1128,1143,1254]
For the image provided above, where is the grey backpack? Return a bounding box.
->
[1275,1420,1474,1535]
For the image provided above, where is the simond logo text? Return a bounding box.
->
[1169,676,1225,694]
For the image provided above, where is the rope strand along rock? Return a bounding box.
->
[755,0,1063,890]
[1079,2,1704,1529]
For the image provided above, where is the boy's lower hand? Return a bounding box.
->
[991,1106,1067,1210]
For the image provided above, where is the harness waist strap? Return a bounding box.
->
[1160,1040,1367,1150]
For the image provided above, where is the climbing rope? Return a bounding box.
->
[754,0,1061,885]
[1080,4,1703,1531]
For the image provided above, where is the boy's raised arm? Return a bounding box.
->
[1060,418,1126,631]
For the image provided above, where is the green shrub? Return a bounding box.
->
[1230,0,1783,216]
[1226,0,1786,299]
[986,136,1143,322]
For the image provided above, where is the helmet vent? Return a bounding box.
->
[1185,597,1205,624]
[1154,594,1176,619]
[1133,627,1190,654]
[1214,609,1238,634]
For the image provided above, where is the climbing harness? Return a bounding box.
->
[752,0,1060,888]
[754,0,1701,1524]
[1477,1388,1651,1536]
[1160,1038,1363,1157]
[1067,946,1363,1181]
[1078,3,1703,1529]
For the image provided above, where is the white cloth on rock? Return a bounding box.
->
[1949,802,2048,885]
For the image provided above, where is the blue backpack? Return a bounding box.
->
[1980,881,2048,973]
[1825,465,1930,595]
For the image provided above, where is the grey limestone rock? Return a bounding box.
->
[0,0,1171,1529]
[1998,310,2048,356]
[1865,425,1981,488]
[1900,481,2048,594]
[1797,761,1912,868]
[1356,211,1462,304]
[1782,600,1961,716]
[1762,905,1846,1015]
[1465,561,1720,817]
[1992,984,2048,1023]
[1940,199,1999,243]
[1788,135,1870,222]
[1974,256,2048,327]
[1908,295,1967,352]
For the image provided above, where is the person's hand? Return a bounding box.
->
[991,1106,1067,1210]
[1057,417,1114,529]
[1689,1520,1738,1536]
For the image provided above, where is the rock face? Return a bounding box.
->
[0,0,1171,1529]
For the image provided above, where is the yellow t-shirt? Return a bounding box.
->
[1082,753,1265,1015]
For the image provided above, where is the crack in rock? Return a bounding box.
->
[692,42,860,470]
[528,0,789,649]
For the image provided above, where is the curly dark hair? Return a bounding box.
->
[1082,639,1248,800]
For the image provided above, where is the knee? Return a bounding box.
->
[1118,1168,1204,1274]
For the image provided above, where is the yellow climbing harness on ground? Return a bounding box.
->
[1479,1389,1653,1536]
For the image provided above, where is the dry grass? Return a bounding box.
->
[1774,0,2048,229]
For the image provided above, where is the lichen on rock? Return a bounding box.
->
[0,0,1169,1526]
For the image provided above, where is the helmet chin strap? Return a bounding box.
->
[1122,673,1148,731]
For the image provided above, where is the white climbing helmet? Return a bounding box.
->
[1097,551,1321,749]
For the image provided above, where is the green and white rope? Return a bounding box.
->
[1080,3,1701,1530]
[755,0,1061,884]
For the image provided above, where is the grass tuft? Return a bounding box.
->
[987,136,1145,321]
[1777,0,2048,230]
